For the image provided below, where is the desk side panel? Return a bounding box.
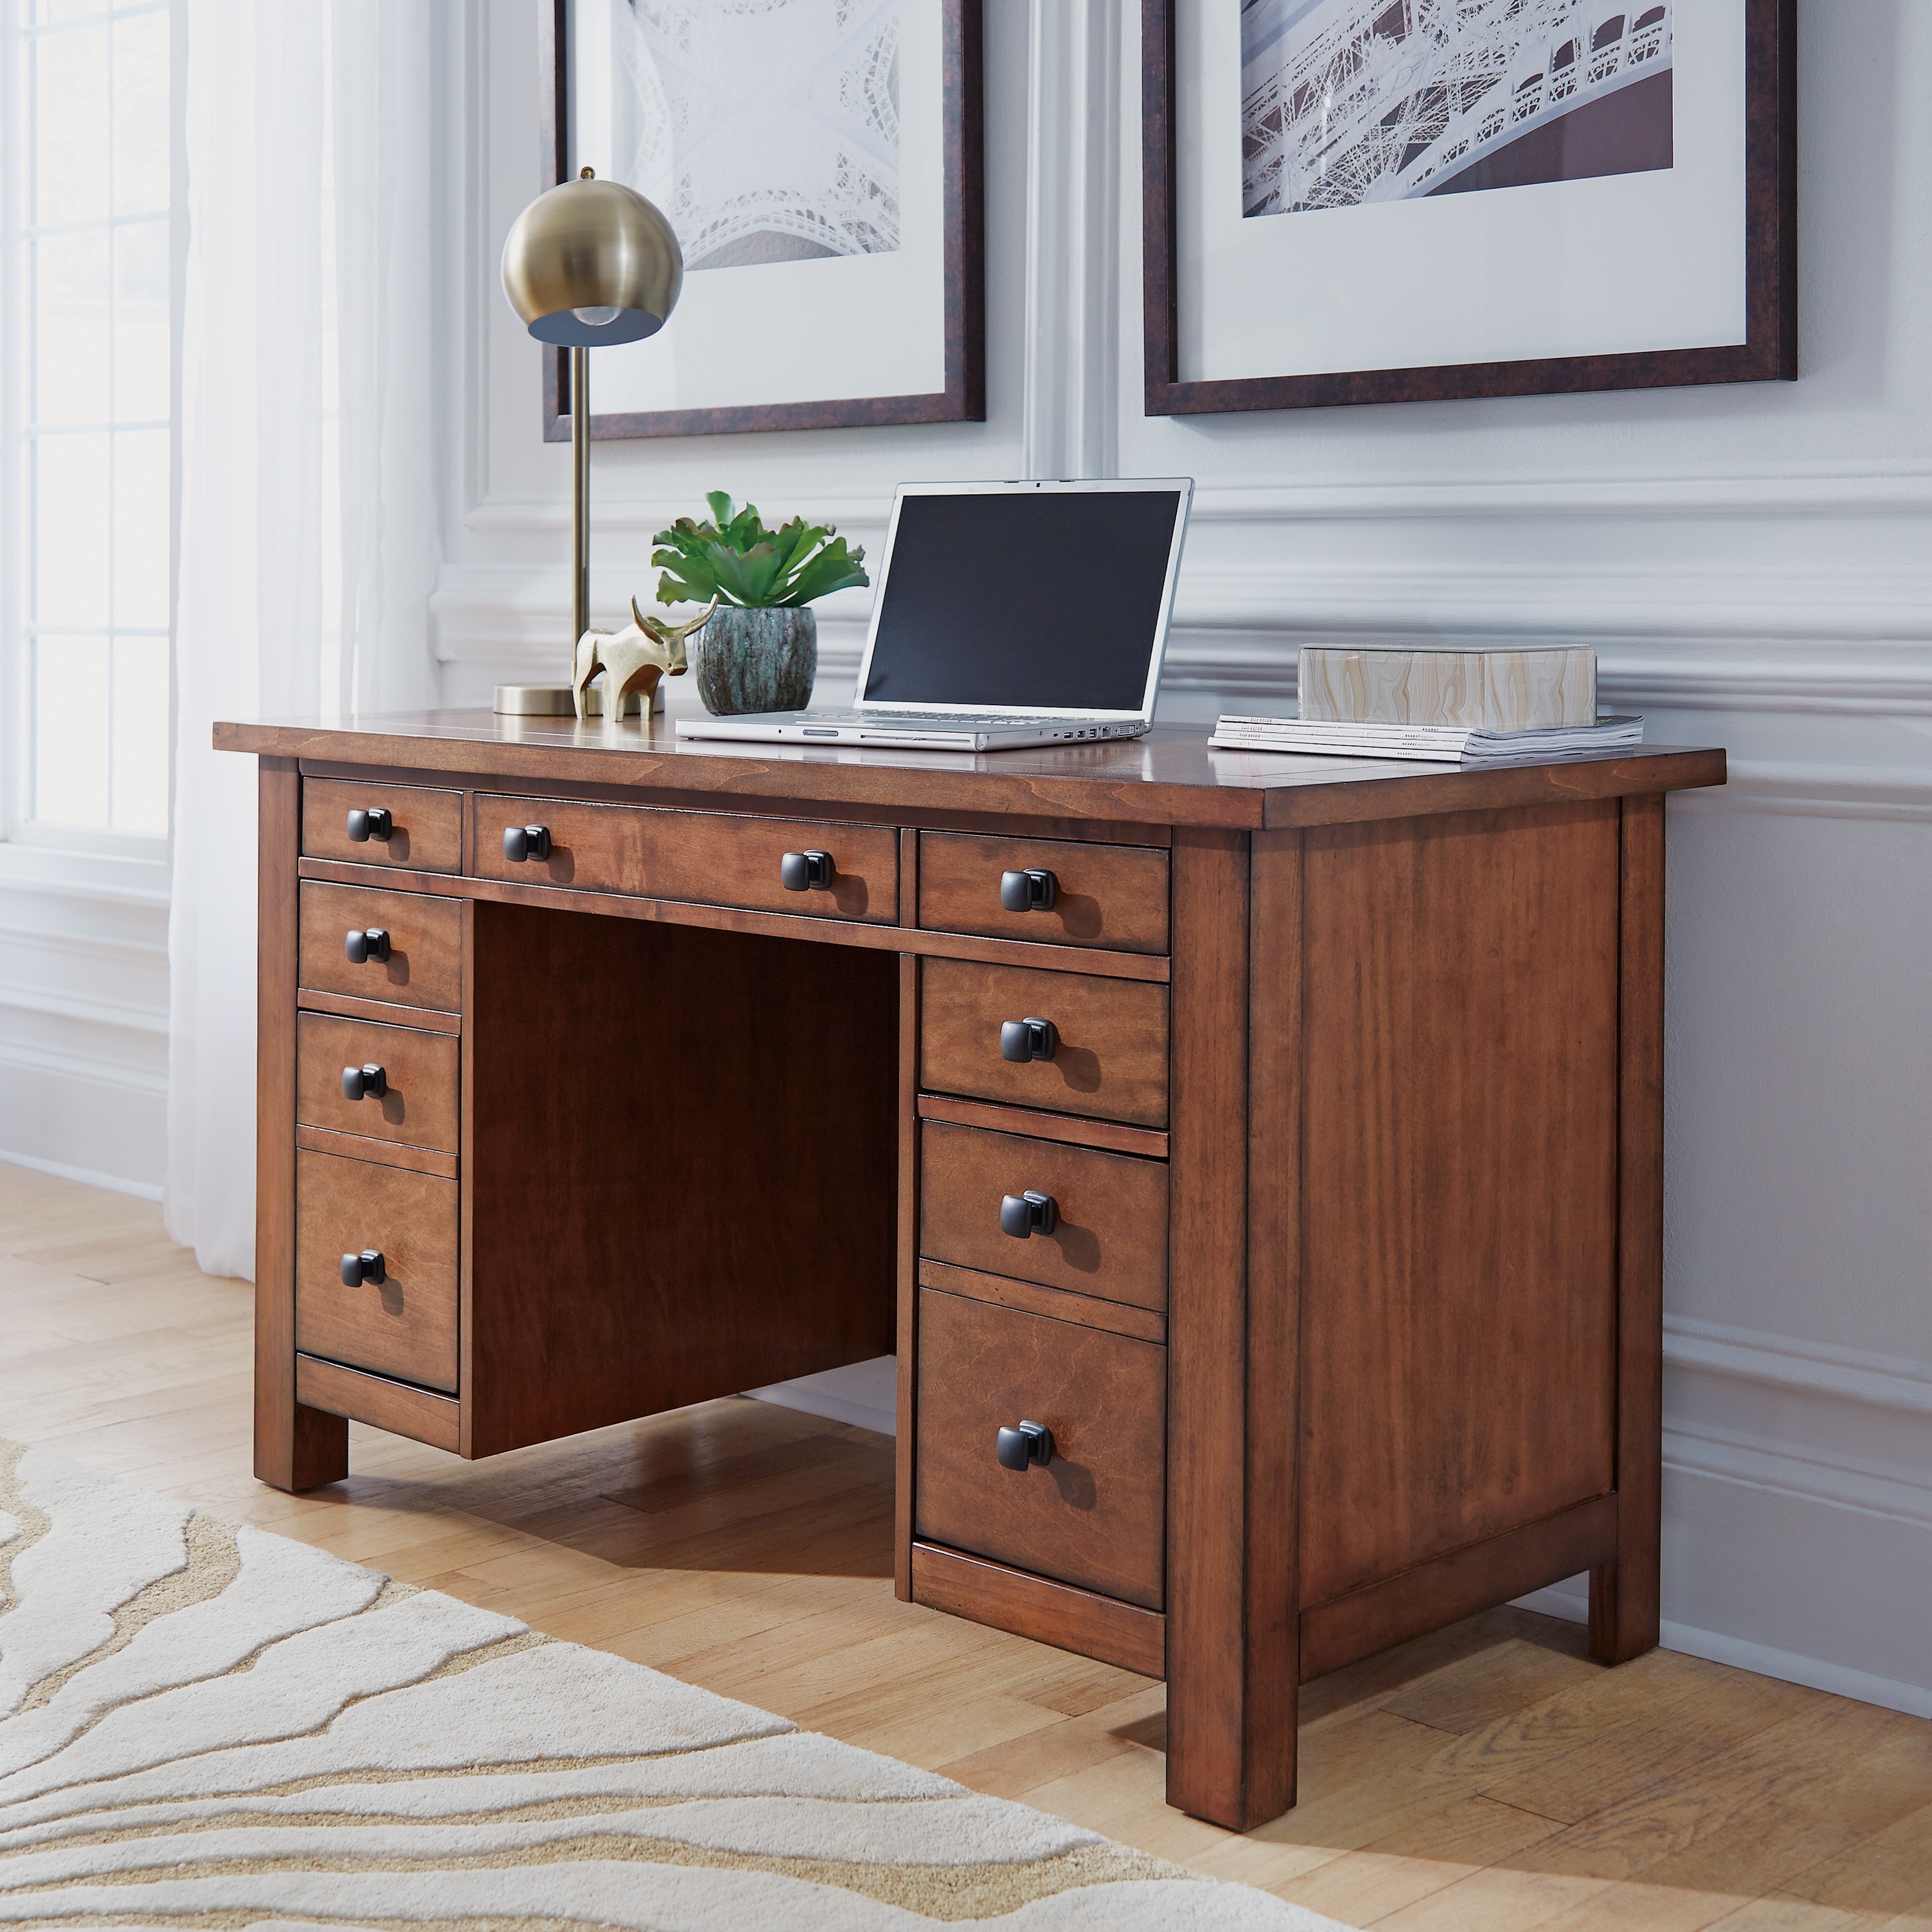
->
[1297,800,1620,1607]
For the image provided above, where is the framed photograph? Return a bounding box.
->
[541,0,984,441]
[1142,0,1796,415]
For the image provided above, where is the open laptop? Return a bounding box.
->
[676,478,1193,752]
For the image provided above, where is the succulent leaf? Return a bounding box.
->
[651,496,869,609]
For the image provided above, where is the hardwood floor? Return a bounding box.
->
[1,1159,1926,1930]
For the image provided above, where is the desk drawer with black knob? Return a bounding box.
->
[920,1120,1167,1313]
[918,832,1168,955]
[914,1287,1165,1609]
[920,959,1168,1128]
[473,795,898,924]
[302,778,464,874]
[295,1012,460,1153]
[298,881,462,1014]
[294,1150,458,1392]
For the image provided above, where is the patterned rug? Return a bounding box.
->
[0,1441,1351,1929]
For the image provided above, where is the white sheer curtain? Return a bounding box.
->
[166,1,444,1276]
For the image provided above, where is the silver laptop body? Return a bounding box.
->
[676,478,1193,752]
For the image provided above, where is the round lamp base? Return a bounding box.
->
[493,683,654,718]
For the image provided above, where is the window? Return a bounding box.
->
[6,0,171,843]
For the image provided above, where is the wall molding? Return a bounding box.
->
[749,1355,897,1439]
[1680,766,1932,819]
[435,554,1932,717]
[0,920,169,980]
[0,983,170,1038]
[1666,1314,1932,1419]
[0,868,171,1191]
[455,462,1932,540]
[1166,560,1932,648]
[1514,1581,1932,1724]
[1021,0,1118,481]
[0,1148,164,1204]
[0,1029,169,1099]
[1187,470,1932,524]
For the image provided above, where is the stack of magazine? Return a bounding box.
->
[1209,645,1643,764]
[1208,714,1646,764]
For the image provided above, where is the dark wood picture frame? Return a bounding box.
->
[1142,0,1797,416]
[540,0,985,443]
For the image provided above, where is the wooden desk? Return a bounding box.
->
[217,711,1726,1829]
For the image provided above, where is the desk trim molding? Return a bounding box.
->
[911,1542,1167,1679]
[211,721,1724,835]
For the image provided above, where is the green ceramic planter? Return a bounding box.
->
[696,606,817,715]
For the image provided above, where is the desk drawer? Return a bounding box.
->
[296,1013,460,1153]
[921,960,1168,1128]
[298,881,462,1014]
[472,795,898,924]
[295,1150,458,1392]
[920,1120,1166,1313]
[915,1287,1165,1609]
[303,778,463,874]
[918,833,1168,955]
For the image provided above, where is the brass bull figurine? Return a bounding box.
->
[573,597,718,723]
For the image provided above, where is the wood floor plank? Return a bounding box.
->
[1776,1800,1932,1918]
[2,1159,1929,1932]
[1267,1793,1567,1926]
[1511,1699,1932,1892]
[1687,1896,1892,1932]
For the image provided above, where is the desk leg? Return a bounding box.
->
[254,758,348,1492]
[1166,828,1298,1829]
[1592,793,1665,1660]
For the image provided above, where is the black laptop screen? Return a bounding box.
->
[860,489,1183,711]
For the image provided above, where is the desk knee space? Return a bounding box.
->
[229,717,1723,1829]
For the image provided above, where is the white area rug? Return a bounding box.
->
[0,1442,1352,1929]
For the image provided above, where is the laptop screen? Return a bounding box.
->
[860,487,1186,712]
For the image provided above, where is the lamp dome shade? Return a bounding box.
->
[501,174,683,348]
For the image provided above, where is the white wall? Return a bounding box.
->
[441,0,1931,1714]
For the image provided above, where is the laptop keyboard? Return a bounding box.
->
[819,712,1121,730]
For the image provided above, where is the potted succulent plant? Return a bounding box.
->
[653,493,870,716]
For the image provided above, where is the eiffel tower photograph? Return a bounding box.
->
[607,0,902,270]
[1241,0,1675,217]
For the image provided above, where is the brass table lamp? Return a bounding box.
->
[495,168,683,716]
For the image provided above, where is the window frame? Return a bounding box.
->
[2,0,177,868]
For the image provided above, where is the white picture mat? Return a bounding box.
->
[570,1,947,413]
[1177,0,1749,383]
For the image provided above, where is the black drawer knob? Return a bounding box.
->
[1000,1190,1058,1239]
[780,849,835,892]
[344,927,391,965]
[999,1017,1058,1064]
[339,1249,386,1287]
[346,807,392,843]
[996,1420,1054,1471]
[502,824,551,863]
[999,868,1058,913]
[341,1063,387,1101]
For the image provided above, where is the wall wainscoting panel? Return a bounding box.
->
[0,865,170,1198]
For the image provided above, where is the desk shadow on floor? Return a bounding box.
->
[307,1397,899,1581]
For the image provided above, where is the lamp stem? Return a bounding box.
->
[571,344,590,649]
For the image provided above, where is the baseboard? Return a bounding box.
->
[746,1355,896,1438]
[0,1147,164,1202]
[1513,1578,1932,1722]
[0,1047,167,1197]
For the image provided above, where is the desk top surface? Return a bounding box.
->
[216,711,1727,832]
